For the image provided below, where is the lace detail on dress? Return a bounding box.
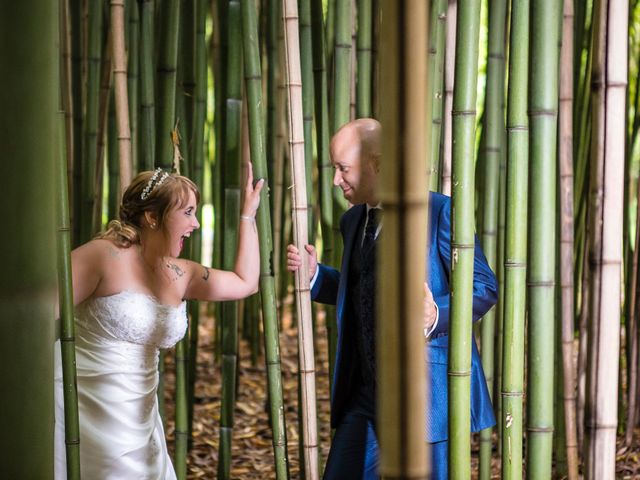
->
[76,290,188,349]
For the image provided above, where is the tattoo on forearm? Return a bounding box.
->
[202,267,210,281]
[166,262,185,279]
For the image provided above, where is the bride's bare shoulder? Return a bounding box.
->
[73,238,137,264]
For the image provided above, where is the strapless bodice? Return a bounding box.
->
[76,290,188,349]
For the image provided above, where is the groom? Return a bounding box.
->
[287,118,498,479]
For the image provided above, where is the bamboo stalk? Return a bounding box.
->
[479,0,507,477]
[377,1,429,478]
[156,0,181,169]
[428,0,447,192]
[240,3,290,476]
[583,0,627,477]
[356,0,372,117]
[110,0,132,192]
[559,0,579,477]
[440,0,456,196]
[0,1,58,474]
[526,0,561,477]
[282,0,319,476]
[126,0,139,173]
[71,0,83,246]
[108,91,120,219]
[217,2,243,477]
[449,0,482,476]
[139,0,156,170]
[500,5,529,477]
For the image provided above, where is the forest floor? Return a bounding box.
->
[164,304,640,479]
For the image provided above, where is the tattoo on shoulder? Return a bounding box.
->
[108,246,120,258]
[166,262,185,279]
[202,267,210,281]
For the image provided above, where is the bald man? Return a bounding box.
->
[288,119,497,479]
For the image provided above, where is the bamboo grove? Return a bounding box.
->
[2,0,640,478]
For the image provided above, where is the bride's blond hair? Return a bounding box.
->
[97,170,200,248]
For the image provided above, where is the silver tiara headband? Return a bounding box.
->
[140,168,170,200]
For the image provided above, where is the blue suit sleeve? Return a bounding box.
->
[430,198,498,338]
[310,263,341,305]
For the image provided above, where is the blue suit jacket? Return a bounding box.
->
[310,192,498,442]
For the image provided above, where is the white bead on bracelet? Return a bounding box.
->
[240,215,255,222]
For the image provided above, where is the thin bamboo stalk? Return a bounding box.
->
[139,0,156,170]
[71,0,83,246]
[440,0,456,196]
[81,0,104,242]
[111,0,132,192]
[377,1,429,477]
[311,0,338,400]
[61,0,75,189]
[217,2,243,477]
[449,0,482,476]
[57,109,81,480]
[108,91,120,219]
[583,0,627,477]
[428,0,447,192]
[156,0,181,169]
[526,0,561,477]
[559,0,579,477]
[282,1,319,477]
[127,0,139,172]
[479,0,506,477]
[240,2,290,476]
[356,0,372,117]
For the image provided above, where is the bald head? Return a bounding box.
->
[330,118,382,206]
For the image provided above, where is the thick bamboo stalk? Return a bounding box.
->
[428,0,447,192]
[156,0,181,169]
[441,0,456,196]
[500,5,529,477]
[139,0,156,170]
[282,1,319,477]
[0,1,58,475]
[333,0,351,133]
[356,0,372,117]
[526,1,561,478]
[217,2,243,477]
[583,0,627,477]
[111,0,132,191]
[449,1,482,476]
[240,2,290,476]
[479,0,507,477]
[174,336,188,479]
[559,0,579,477]
[377,1,429,478]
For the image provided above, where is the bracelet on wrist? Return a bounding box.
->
[240,215,255,222]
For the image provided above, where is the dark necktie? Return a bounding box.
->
[362,208,380,254]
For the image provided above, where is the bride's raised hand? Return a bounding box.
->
[242,162,265,219]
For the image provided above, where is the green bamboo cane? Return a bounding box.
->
[57,108,81,480]
[81,0,104,243]
[311,0,337,398]
[186,0,208,449]
[299,0,316,243]
[356,0,372,117]
[156,0,181,169]
[526,1,560,478]
[71,0,83,246]
[440,0,457,196]
[139,0,156,171]
[218,2,243,477]
[181,0,196,152]
[325,0,336,85]
[0,0,57,474]
[331,0,350,268]
[240,4,290,476]
[428,0,447,192]
[449,1,482,476]
[126,0,139,173]
[479,1,507,477]
[108,90,120,219]
[267,0,280,208]
[500,5,530,477]
[174,335,188,479]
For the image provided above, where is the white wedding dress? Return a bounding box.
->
[54,290,188,480]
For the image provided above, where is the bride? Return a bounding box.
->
[54,165,264,479]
